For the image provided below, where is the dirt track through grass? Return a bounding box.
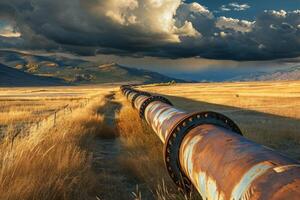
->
[91,92,149,200]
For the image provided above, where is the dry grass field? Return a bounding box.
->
[139,81,300,160]
[0,85,120,200]
[0,80,299,200]
[0,86,113,126]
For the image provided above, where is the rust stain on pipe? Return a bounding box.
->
[144,101,186,143]
[180,124,300,200]
[134,95,149,110]
[120,86,300,200]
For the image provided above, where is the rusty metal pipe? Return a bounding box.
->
[120,86,300,200]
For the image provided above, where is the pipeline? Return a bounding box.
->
[120,85,300,200]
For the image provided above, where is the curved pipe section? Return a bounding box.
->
[120,85,300,200]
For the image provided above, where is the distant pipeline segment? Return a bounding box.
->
[120,85,300,200]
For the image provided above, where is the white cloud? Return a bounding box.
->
[220,5,231,12]
[189,2,210,14]
[216,16,254,32]
[220,2,250,12]
[229,2,250,11]
[292,10,300,14]
[102,0,139,25]
[92,0,200,43]
[265,10,287,17]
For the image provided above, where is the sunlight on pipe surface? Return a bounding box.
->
[120,85,300,200]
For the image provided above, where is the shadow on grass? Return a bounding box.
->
[154,93,300,160]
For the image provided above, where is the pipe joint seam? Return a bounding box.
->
[139,96,173,118]
[131,92,152,107]
[126,90,136,98]
[163,111,243,193]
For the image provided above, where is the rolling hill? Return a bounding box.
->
[0,63,66,86]
[230,65,300,81]
[0,50,185,85]
[94,63,185,84]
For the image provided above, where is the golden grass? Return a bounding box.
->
[116,92,199,200]
[139,81,300,160]
[0,86,114,126]
[140,81,300,119]
[1,80,299,199]
[117,98,164,183]
[0,86,118,200]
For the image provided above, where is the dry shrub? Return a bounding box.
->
[0,96,112,200]
[116,96,198,200]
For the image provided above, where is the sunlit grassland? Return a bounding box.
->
[139,80,300,160]
[0,86,114,126]
[0,85,118,200]
[143,81,300,119]
[1,80,299,200]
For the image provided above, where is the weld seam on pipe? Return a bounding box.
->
[139,95,173,119]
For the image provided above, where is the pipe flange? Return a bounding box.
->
[139,96,173,119]
[126,89,137,98]
[131,92,152,107]
[164,111,242,193]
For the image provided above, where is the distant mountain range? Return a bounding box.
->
[1,50,299,86]
[0,50,185,86]
[230,65,300,81]
[0,63,65,86]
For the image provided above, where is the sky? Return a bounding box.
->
[0,0,300,80]
[187,0,300,20]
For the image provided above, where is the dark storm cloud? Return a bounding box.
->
[0,0,299,61]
